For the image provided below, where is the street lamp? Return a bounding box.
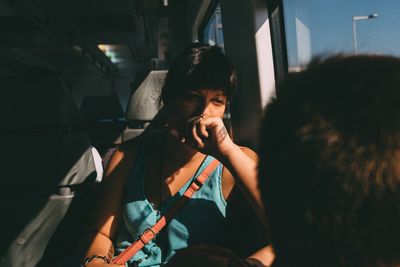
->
[352,13,378,54]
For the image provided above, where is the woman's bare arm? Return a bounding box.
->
[79,143,136,266]
[220,145,265,222]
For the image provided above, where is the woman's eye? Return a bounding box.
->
[212,98,226,105]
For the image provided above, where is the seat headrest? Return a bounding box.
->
[80,95,124,121]
[0,67,83,132]
[126,70,167,121]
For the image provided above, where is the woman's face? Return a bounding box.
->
[166,88,227,134]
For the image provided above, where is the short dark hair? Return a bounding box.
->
[160,43,237,105]
[259,55,400,267]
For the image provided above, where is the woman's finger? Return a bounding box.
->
[197,120,209,138]
[191,118,204,148]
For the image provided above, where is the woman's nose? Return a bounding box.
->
[196,101,212,117]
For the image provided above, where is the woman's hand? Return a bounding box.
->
[184,115,236,159]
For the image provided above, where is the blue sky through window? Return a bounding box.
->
[283,0,400,68]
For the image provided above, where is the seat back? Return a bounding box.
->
[0,68,102,267]
[79,95,126,157]
[123,70,168,142]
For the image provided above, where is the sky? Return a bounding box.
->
[283,0,400,67]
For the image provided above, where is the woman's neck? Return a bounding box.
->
[165,131,203,166]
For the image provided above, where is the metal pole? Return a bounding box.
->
[352,17,358,54]
[352,14,378,54]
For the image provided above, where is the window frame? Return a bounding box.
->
[198,0,221,45]
[266,0,289,84]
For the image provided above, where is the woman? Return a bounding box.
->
[80,43,272,267]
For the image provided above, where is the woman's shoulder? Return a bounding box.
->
[117,129,167,156]
[104,135,147,176]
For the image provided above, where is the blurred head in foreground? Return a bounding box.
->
[259,55,400,267]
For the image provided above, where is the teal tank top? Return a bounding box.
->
[115,150,227,267]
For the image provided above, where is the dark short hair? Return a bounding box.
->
[259,55,400,267]
[160,43,237,105]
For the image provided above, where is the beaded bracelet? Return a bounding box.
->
[83,255,110,266]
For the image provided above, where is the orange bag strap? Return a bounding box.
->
[112,159,220,265]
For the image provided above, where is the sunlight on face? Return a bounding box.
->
[167,88,227,132]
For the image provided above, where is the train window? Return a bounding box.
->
[201,3,225,51]
[282,0,400,71]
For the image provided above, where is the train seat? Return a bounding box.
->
[79,95,126,157]
[0,67,102,267]
[123,70,168,142]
